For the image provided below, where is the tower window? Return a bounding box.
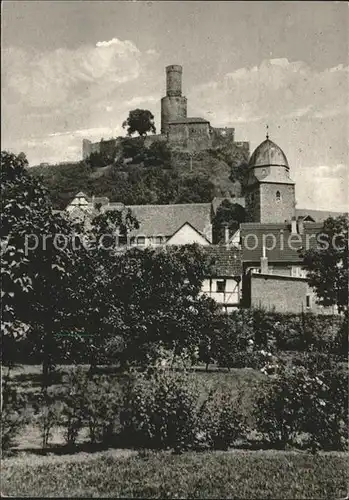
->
[276,190,281,202]
[306,295,311,308]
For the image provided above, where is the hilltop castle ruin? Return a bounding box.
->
[82,65,249,159]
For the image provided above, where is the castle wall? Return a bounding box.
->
[211,127,235,146]
[143,134,167,148]
[82,139,101,159]
[100,138,121,157]
[168,121,211,151]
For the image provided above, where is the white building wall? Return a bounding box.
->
[201,278,240,307]
[166,224,210,246]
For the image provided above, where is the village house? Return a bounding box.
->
[68,64,345,314]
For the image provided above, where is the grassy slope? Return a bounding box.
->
[27,141,247,208]
[2,449,348,498]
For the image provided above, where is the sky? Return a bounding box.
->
[2,0,348,211]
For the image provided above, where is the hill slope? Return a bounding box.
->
[28,138,249,209]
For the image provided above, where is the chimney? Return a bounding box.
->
[260,243,268,274]
[291,216,297,234]
[298,218,304,235]
[223,224,230,245]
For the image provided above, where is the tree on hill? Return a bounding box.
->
[122,109,156,137]
[212,200,246,244]
[302,215,349,312]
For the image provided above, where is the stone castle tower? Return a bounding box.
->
[82,64,249,159]
[160,65,187,134]
[245,134,296,223]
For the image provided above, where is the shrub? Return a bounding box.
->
[300,366,348,452]
[212,310,255,369]
[199,390,246,450]
[82,377,122,444]
[35,391,63,448]
[253,370,303,448]
[58,368,124,446]
[1,377,30,453]
[60,368,86,446]
[253,360,348,451]
[121,369,202,452]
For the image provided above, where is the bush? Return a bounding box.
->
[60,368,122,445]
[121,369,202,452]
[1,377,30,453]
[60,369,86,446]
[199,390,246,450]
[35,392,63,448]
[300,366,348,451]
[253,370,302,448]
[253,361,348,451]
[212,310,255,369]
[82,377,122,444]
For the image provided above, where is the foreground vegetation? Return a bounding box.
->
[3,449,348,498]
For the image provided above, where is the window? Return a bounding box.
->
[137,236,146,246]
[306,295,311,308]
[276,190,281,202]
[154,236,163,245]
[216,280,226,293]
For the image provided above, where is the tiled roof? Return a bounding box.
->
[107,202,125,210]
[203,246,242,276]
[296,208,347,222]
[125,203,212,238]
[93,196,110,206]
[240,221,324,263]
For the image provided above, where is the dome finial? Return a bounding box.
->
[266,124,269,140]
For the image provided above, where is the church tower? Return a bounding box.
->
[246,132,296,223]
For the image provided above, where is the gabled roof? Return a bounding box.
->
[296,208,346,222]
[240,221,324,263]
[75,191,89,198]
[166,221,211,245]
[203,246,242,276]
[125,203,212,238]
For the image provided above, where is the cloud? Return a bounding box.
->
[295,164,348,212]
[2,36,159,164]
[2,37,154,109]
[189,58,349,125]
[124,95,158,107]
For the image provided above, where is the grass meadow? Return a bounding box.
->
[2,364,348,498]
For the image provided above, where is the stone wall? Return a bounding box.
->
[249,273,336,314]
[168,121,211,151]
[260,183,296,223]
[161,96,188,134]
[246,182,295,223]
